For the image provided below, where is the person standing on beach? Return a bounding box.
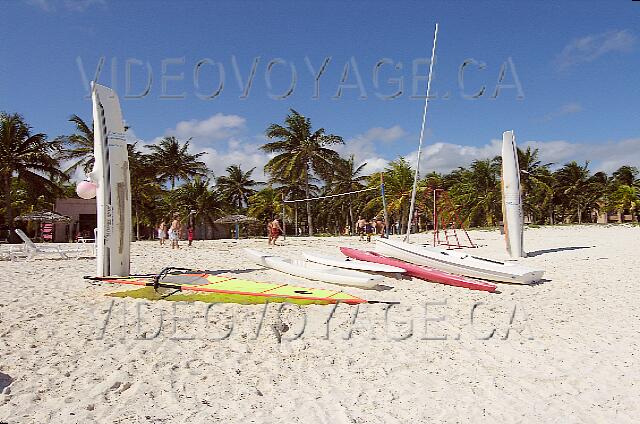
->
[365,219,374,242]
[267,220,274,244]
[158,221,167,245]
[169,213,181,249]
[187,209,196,247]
[356,216,366,240]
[374,217,385,237]
[270,218,283,245]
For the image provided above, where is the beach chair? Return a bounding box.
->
[41,222,54,242]
[75,228,97,257]
[12,229,90,260]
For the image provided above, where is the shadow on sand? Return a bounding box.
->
[370,284,394,292]
[0,372,13,393]
[527,246,592,257]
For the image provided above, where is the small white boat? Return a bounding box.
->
[244,249,383,288]
[375,238,543,284]
[303,252,406,274]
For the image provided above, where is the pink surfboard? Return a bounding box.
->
[340,247,497,293]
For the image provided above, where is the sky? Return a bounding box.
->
[1,0,639,181]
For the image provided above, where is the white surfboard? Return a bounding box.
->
[303,252,406,274]
[89,83,132,277]
[501,130,524,258]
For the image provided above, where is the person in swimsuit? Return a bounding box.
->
[267,220,273,244]
[356,216,366,240]
[365,219,374,242]
[270,218,283,245]
[158,221,167,245]
[187,209,196,247]
[169,213,181,249]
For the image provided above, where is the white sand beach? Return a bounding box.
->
[1,224,639,423]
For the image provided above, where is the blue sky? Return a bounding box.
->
[1,0,639,179]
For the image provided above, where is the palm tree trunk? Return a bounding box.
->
[3,173,13,242]
[577,203,582,224]
[305,164,314,236]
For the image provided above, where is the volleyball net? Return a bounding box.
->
[280,180,389,238]
[282,186,378,203]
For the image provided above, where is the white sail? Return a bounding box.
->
[89,83,132,276]
[501,130,525,258]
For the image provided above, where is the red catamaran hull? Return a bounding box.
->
[340,247,497,292]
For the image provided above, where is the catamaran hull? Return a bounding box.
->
[340,247,497,292]
[303,252,406,273]
[502,130,524,258]
[244,249,382,288]
[89,83,131,277]
[375,238,543,284]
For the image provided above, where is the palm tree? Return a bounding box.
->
[146,136,208,189]
[216,164,258,211]
[330,155,368,232]
[0,113,66,241]
[262,109,344,236]
[607,185,639,221]
[366,158,417,233]
[55,114,94,175]
[248,187,288,223]
[127,143,163,239]
[449,158,501,226]
[517,147,553,224]
[612,165,639,187]
[554,161,594,223]
[269,174,318,235]
[170,176,224,238]
[608,166,640,221]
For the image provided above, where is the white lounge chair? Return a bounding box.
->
[12,229,93,260]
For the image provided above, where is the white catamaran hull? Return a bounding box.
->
[244,249,382,288]
[375,238,543,284]
[502,130,524,258]
[303,252,406,274]
[89,83,132,277]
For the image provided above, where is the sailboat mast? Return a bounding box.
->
[405,22,439,241]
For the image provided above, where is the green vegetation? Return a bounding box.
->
[1,110,638,241]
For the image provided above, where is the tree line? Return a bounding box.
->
[1,109,639,241]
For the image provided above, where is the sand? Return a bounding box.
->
[0,224,639,423]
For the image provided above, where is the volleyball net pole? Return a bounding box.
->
[281,193,286,241]
[380,173,389,238]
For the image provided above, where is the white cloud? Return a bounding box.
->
[406,139,502,174]
[332,125,408,178]
[402,136,640,176]
[556,30,636,70]
[523,137,640,173]
[336,125,407,163]
[541,102,583,122]
[167,113,246,144]
[359,157,389,175]
[144,113,640,185]
[144,113,268,182]
[201,138,272,182]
